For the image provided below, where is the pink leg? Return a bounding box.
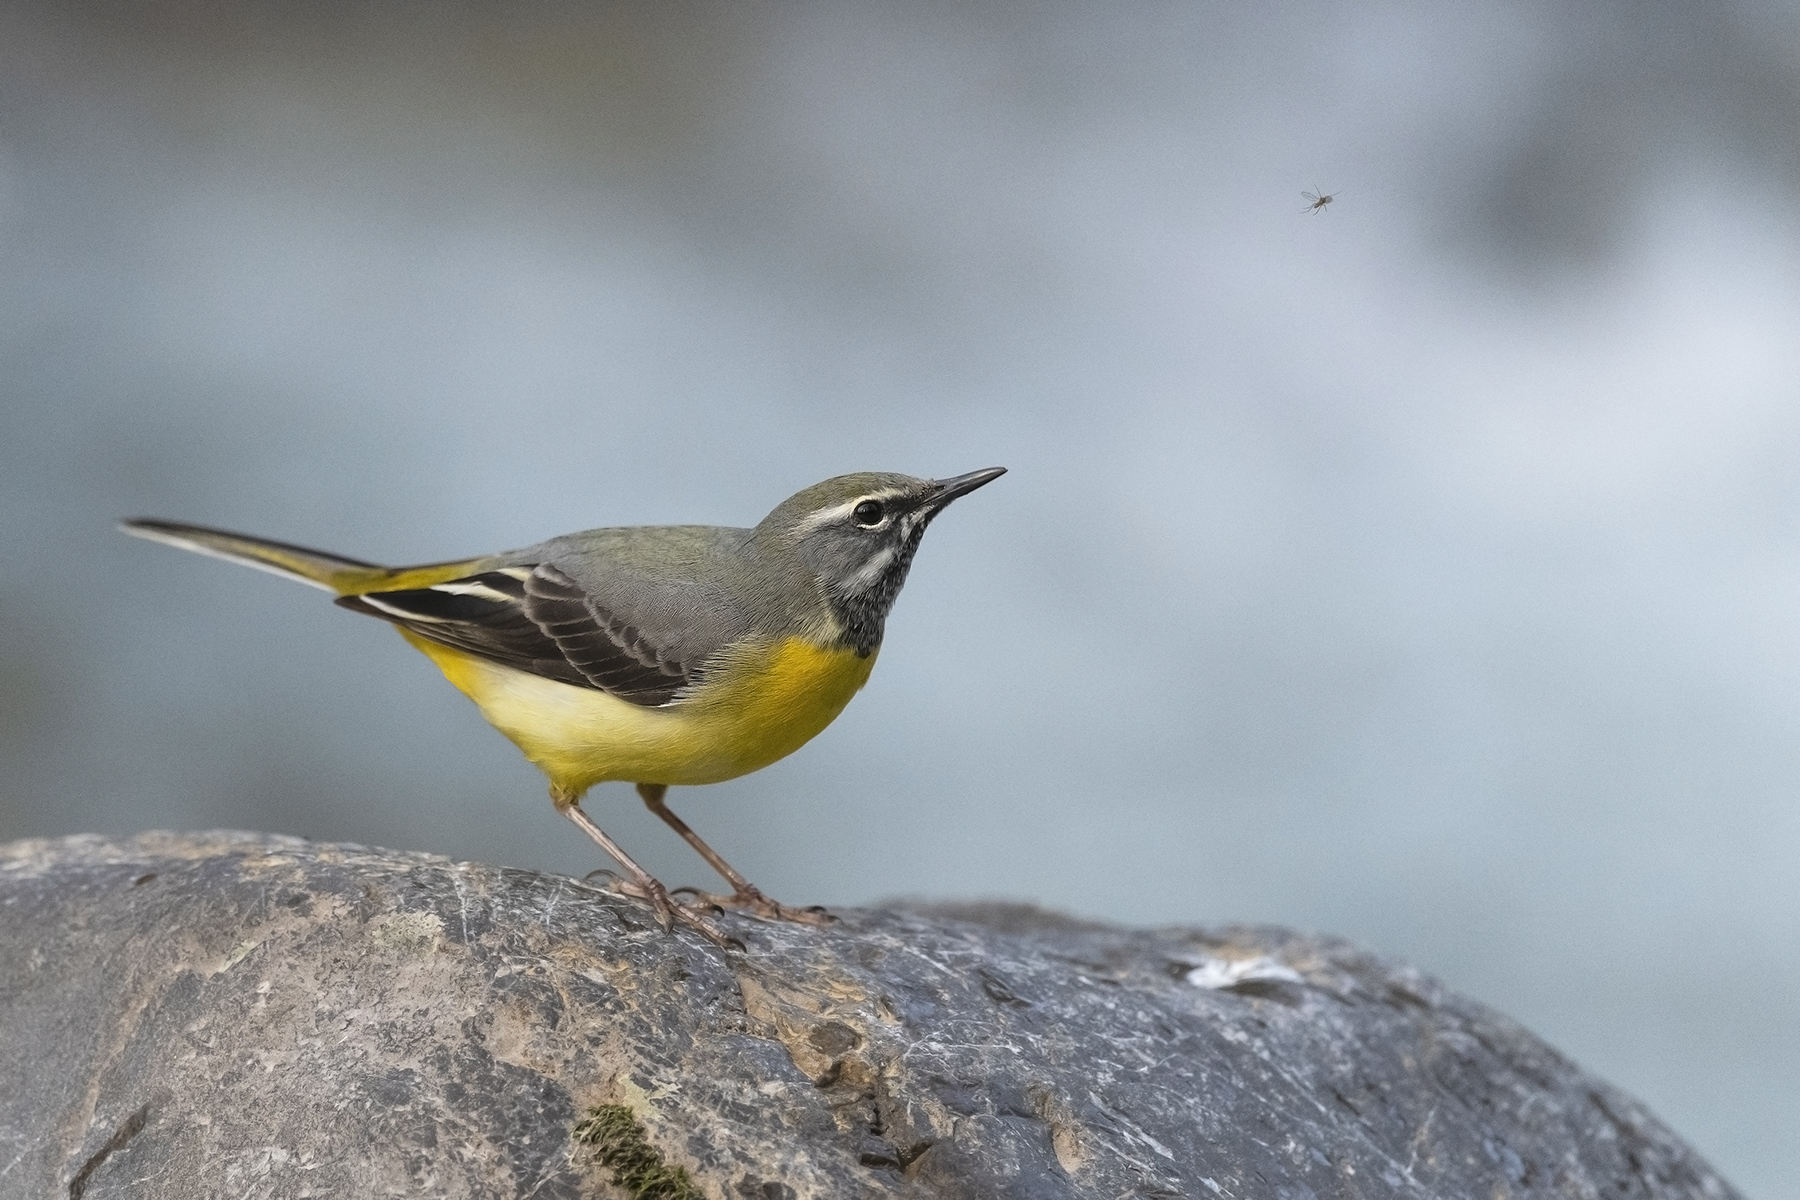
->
[637,783,834,926]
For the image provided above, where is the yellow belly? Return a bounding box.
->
[399,630,876,795]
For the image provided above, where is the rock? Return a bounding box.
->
[0,832,1739,1199]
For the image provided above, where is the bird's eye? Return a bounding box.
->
[852,500,885,527]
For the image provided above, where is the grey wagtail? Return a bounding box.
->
[122,468,1005,946]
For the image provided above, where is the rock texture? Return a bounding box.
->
[0,832,1739,1199]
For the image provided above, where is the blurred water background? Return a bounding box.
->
[3,2,1797,1192]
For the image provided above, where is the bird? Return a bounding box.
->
[122,467,1006,946]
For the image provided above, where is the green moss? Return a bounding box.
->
[573,1104,703,1200]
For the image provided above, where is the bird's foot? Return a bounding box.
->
[608,877,742,950]
[674,883,836,927]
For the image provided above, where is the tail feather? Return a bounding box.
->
[120,518,391,593]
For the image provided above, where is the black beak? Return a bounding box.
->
[927,467,1007,508]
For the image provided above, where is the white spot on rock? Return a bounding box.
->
[1183,956,1302,990]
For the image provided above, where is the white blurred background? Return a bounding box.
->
[2,2,1797,1192]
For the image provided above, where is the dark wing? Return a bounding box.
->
[337,564,693,706]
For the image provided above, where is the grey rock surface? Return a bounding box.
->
[0,832,1739,1199]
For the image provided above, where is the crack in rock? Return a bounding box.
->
[67,1101,151,1199]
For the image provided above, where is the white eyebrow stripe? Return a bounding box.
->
[793,500,859,533]
[792,490,912,535]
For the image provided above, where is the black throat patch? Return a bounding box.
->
[829,525,928,657]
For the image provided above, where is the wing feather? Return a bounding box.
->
[521,566,688,700]
[336,565,692,705]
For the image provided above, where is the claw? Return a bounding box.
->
[669,886,726,916]
[684,883,836,926]
[609,877,738,949]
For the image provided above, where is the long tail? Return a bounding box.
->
[120,518,411,594]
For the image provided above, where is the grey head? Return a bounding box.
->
[756,468,1006,656]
